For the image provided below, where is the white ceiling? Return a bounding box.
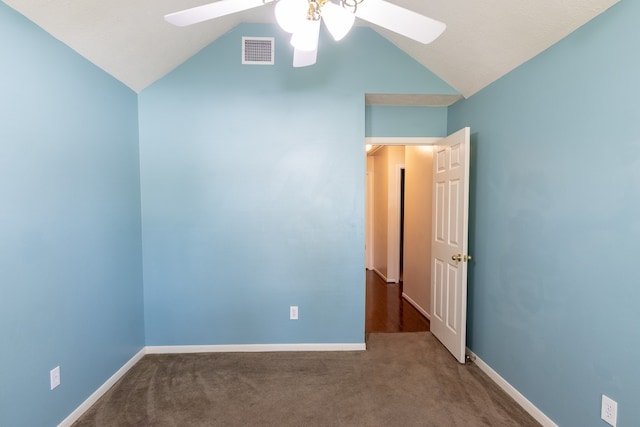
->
[3,0,619,98]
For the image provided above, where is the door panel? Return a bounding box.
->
[434,182,445,243]
[433,258,444,319]
[449,179,461,245]
[446,263,458,331]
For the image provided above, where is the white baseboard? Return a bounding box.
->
[466,349,557,427]
[146,343,367,354]
[58,347,146,427]
[402,292,431,320]
[59,342,365,425]
[373,268,389,282]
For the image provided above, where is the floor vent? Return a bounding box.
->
[242,37,275,65]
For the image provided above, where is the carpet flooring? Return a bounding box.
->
[72,333,540,426]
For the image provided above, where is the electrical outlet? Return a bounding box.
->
[50,366,60,390]
[601,394,617,427]
[289,306,298,320]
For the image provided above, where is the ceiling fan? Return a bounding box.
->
[165,0,446,67]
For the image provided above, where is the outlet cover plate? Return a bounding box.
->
[290,306,298,320]
[601,394,617,427]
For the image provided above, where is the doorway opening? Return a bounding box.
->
[364,129,471,363]
[365,140,437,333]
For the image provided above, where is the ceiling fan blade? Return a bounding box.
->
[165,0,267,27]
[355,0,446,44]
[293,47,318,67]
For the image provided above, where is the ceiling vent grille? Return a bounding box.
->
[242,37,275,65]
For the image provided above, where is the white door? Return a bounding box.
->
[430,127,471,363]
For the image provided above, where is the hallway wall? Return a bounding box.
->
[371,146,405,281]
[402,146,434,316]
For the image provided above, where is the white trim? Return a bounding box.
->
[57,348,146,427]
[146,343,366,354]
[365,137,442,146]
[466,349,558,427]
[373,267,390,283]
[365,166,375,270]
[402,292,431,320]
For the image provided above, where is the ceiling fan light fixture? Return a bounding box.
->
[165,0,447,68]
[290,18,321,51]
[275,0,308,34]
[322,2,355,41]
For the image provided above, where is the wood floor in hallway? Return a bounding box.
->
[365,269,430,333]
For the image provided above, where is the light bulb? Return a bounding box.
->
[275,0,307,34]
[322,2,355,41]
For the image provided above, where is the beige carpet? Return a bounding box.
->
[73,333,540,426]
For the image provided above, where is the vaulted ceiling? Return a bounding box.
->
[3,0,619,98]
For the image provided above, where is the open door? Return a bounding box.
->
[430,127,471,363]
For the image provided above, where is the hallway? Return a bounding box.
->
[365,270,430,333]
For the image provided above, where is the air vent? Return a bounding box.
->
[242,37,275,65]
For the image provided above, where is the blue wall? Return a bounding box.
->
[138,24,456,346]
[366,106,447,137]
[0,3,144,426]
[448,1,639,425]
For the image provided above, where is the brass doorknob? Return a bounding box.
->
[452,254,462,261]
[464,255,473,262]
